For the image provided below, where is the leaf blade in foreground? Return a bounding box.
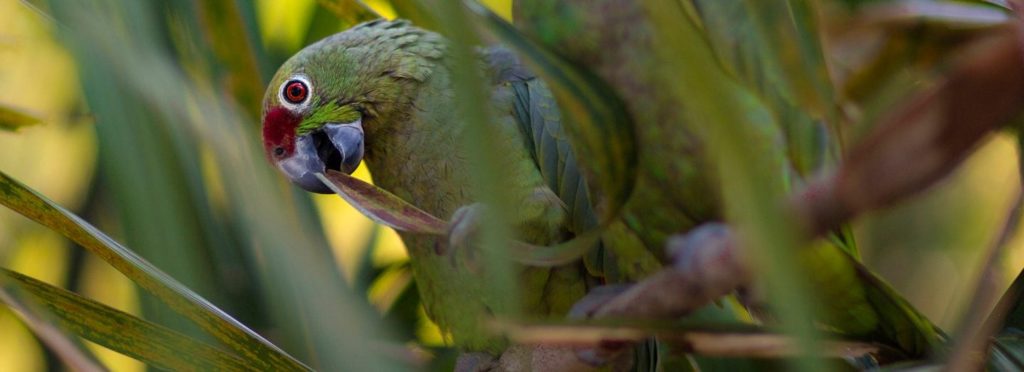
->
[317,170,601,266]
[0,171,308,371]
[0,281,103,372]
[2,269,250,371]
[0,103,43,131]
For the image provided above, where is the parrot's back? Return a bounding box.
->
[512,0,944,359]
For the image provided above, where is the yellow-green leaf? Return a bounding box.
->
[317,0,382,27]
[0,171,309,371]
[0,103,43,131]
[317,170,602,266]
[465,2,637,223]
[0,281,103,372]
[2,269,250,371]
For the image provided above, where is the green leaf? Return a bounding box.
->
[316,170,601,266]
[834,1,1009,107]
[737,0,838,123]
[2,269,250,371]
[302,2,348,46]
[992,332,1024,370]
[692,0,836,175]
[194,0,269,118]
[463,1,637,223]
[0,279,104,372]
[390,0,440,30]
[0,103,43,131]
[639,1,825,370]
[988,264,1024,369]
[316,0,381,27]
[0,171,309,371]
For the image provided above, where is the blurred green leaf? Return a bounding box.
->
[992,330,1024,370]
[640,0,825,370]
[302,3,348,46]
[2,268,250,371]
[997,268,1024,334]
[0,279,103,372]
[44,0,404,368]
[0,103,43,131]
[428,0,523,318]
[739,1,837,123]
[464,1,636,225]
[195,0,268,118]
[390,0,440,30]
[693,0,836,175]
[0,171,309,371]
[316,0,382,27]
[317,170,601,266]
[835,0,1009,109]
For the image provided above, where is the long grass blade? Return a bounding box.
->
[463,1,637,222]
[0,171,309,371]
[317,170,603,266]
[640,1,825,370]
[2,269,250,371]
[0,281,103,372]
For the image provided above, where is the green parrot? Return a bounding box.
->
[260,19,595,355]
[509,0,943,358]
[260,4,943,369]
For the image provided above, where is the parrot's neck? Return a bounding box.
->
[362,61,474,221]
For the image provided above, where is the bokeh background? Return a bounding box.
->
[0,0,1020,370]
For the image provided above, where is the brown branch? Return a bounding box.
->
[493,322,887,360]
[556,224,755,364]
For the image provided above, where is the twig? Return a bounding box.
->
[590,224,750,320]
[560,224,755,364]
[493,321,885,360]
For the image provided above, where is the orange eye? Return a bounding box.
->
[283,80,308,104]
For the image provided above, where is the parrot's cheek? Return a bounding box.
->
[278,135,333,194]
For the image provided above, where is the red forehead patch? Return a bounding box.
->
[262,107,301,161]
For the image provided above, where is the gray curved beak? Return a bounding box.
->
[323,120,364,175]
[277,119,364,194]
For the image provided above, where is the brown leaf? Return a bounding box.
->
[317,171,448,235]
[794,23,1024,236]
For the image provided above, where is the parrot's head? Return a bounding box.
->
[261,20,443,193]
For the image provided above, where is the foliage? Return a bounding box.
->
[1,0,1024,371]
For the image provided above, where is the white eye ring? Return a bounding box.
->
[278,74,313,112]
